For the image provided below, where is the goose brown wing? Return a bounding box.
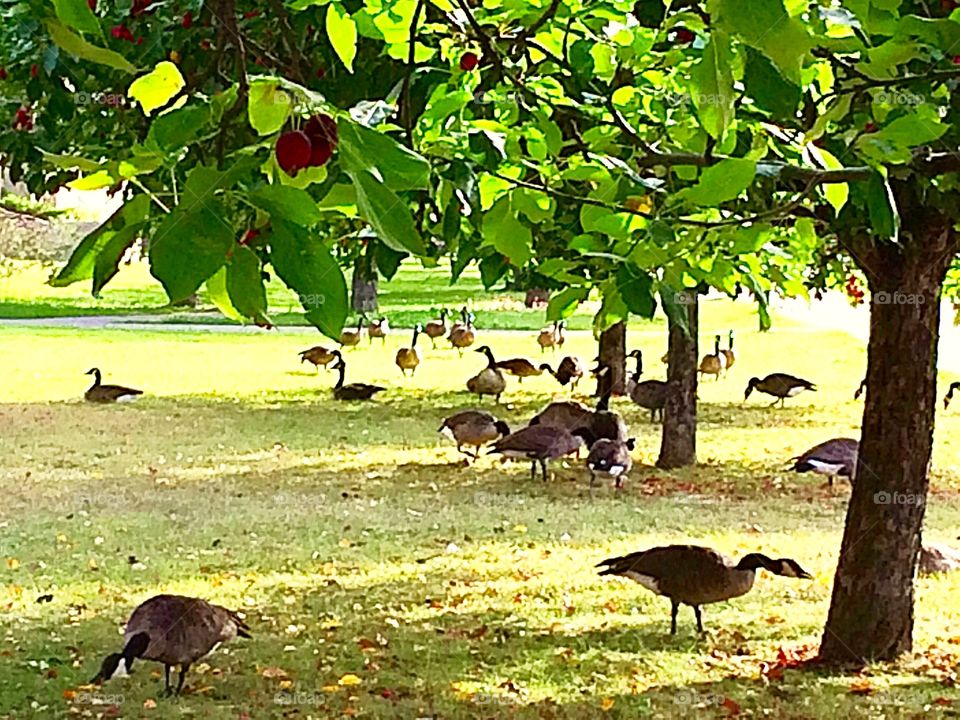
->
[596,545,739,602]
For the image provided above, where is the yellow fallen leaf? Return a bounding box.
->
[279,679,293,690]
[261,666,289,680]
[56,534,67,543]
[87,558,99,571]
[338,538,353,548]
[63,689,77,700]
[6,558,19,570]
[513,524,527,534]
[323,685,339,693]
[143,699,157,709]
[601,697,615,711]
[338,673,361,686]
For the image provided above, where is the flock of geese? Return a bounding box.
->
[77,313,960,696]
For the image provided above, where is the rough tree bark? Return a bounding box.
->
[657,294,698,469]
[596,321,627,397]
[819,207,953,663]
[351,255,378,314]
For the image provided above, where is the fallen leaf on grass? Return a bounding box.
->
[6,558,19,570]
[339,673,361,686]
[722,697,741,715]
[933,697,953,706]
[600,697,615,711]
[261,666,290,680]
[143,699,157,709]
[848,678,875,695]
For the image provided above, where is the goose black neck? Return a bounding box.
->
[410,326,420,347]
[334,361,346,389]
[91,369,102,386]
[735,553,777,572]
[714,336,721,354]
[633,352,643,380]
[481,346,496,367]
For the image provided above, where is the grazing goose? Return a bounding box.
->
[439,410,510,459]
[490,425,592,481]
[299,345,337,372]
[84,368,143,404]
[586,437,635,488]
[330,352,386,401]
[339,317,363,348]
[698,335,726,380]
[790,437,858,487]
[536,321,561,353]
[592,385,630,442]
[367,316,389,343]
[528,400,595,432]
[920,543,960,575]
[424,309,449,348]
[944,381,960,409]
[395,325,422,376]
[626,350,669,422]
[744,373,816,407]
[722,330,736,370]
[597,545,812,634]
[545,356,585,391]
[449,312,477,355]
[466,345,506,402]
[854,378,867,400]
[495,357,550,383]
[90,594,250,695]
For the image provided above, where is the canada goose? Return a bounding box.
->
[448,306,469,335]
[745,373,816,407]
[592,382,630,442]
[395,325,422,376]
[597,545,812,634]
[528,400,595,432]
[330,352,386,401]
[722,330,736,370]
[490,424,593,481]
[339,317,363,348]
[90,594,250,695]
[586,437,635,488]
[919,543,960,575]
[299,345,337,372]
[698,335,726,380]
[944,381,960,409]
[449,312,477,355]
[367,316,389,343]
[545,356,585,391]
[495,357,549,382]
[854,378,867,400]
[626,350,669,422]
[536,321,561,353]
[466,345,506,402]
[424,309,449,348]
[439,410,510,459]
[84,368,143,404]
[790,437,858,487]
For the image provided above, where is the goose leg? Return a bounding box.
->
[530,461,537,481]
[693,606,704,634]
[539,458,549,482]
[670,601,679,635]
[175,663,190,695]
[164,665,172,695]
[589,470,596,488]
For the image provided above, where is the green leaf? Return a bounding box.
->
[326,3,358,73]
[54,0,101,35]
[347,170,425,254]
[743,47,801,120]
[866,172,899,241]
[682,159,756,206]
[691,31,736,141]
[149,200,234,303]
[248,185,322,227]
[67,170,115,190]
[147,104,210,152]
[811,146,849,213]
[227,246,268,321]
[617,264,657,319]
[547,286,590,322]
[482,197,533,266]
[338,120,431,191]
[45,19,136,73]
[633,0,666,28]
[205,267,244,322]
[40,151,102,172]
[479,254,509,289]
[659,285,692,336]
[711,0,812,82]
[50,194,149,288]
[374,243,405,280]
[248,78,292,135]
[269,220,348,337]
[92,227,141,296]
[128,62,185,116]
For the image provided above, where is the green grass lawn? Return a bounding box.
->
[1,260,607,331]
[2,299,960,719]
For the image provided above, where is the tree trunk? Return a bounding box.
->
[819,223,952,663]
[596,321,627,397]
[351,256,378,314]
[657,294,698,469]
